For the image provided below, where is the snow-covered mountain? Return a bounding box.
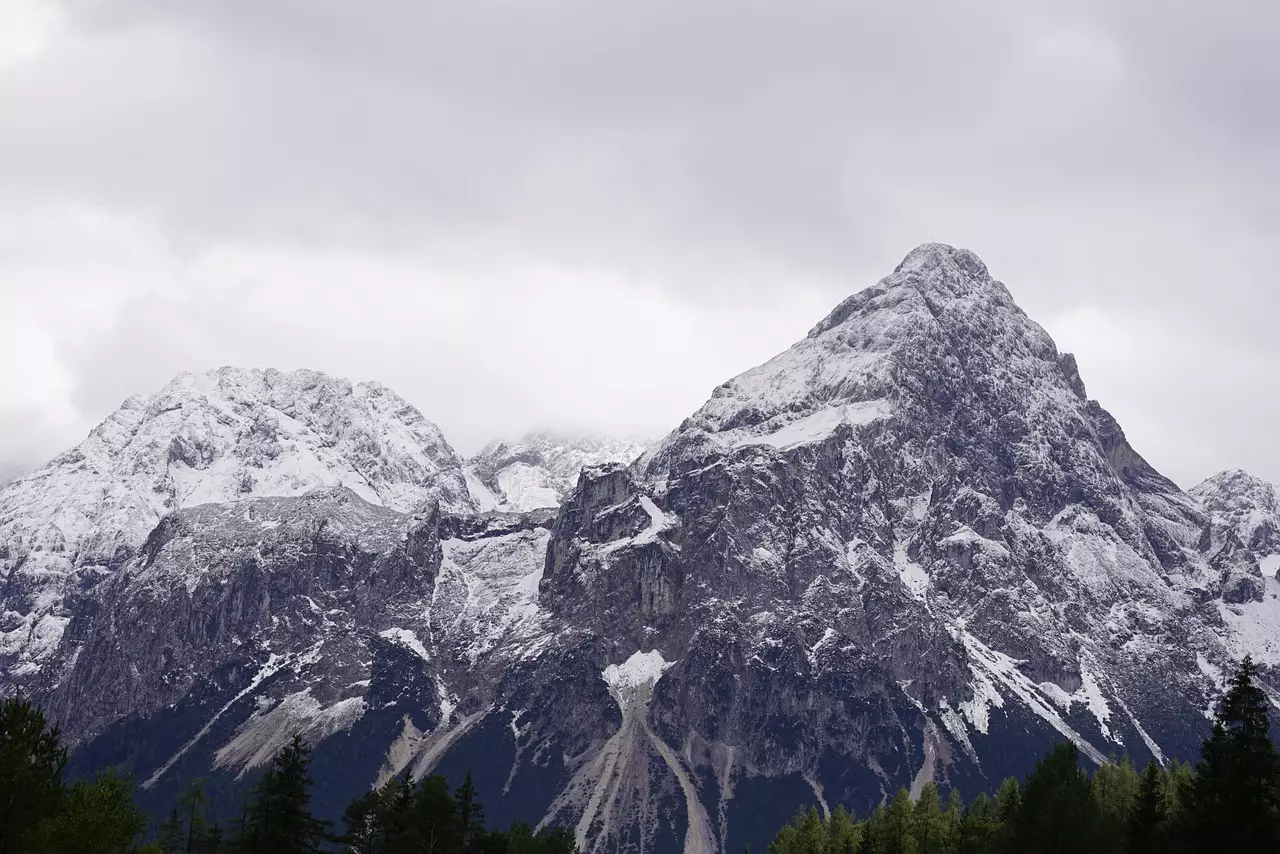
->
[6,245,1280,854]
[1192,470,1280,578]
[0,367,473,682]
[466,433,649,512]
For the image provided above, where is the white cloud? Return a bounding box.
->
[0,0,63,68]
[0,0,1277,487]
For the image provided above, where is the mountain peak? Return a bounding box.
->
[0,365,473,679]
[894,241,990,278]
[809,242,1012,339]
[647,244,1072,475]
[1192,469,1279,559]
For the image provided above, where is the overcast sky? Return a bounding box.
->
[1,0,1277,489]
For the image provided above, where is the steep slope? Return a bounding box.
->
[0,367,473,684]
[13,244,1280,854]
[467,433,649,512]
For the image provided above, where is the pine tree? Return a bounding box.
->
[389,774,461,854]
[768,815,802,854]
[990,778,1021,854]
[0,696,67,853]
[1182,655,1280,851]
[235,734,330,853]
[532,824,579,854]
[827,805,863,854]
[343,787,388,854]
[1012,742,1101,854]
[26,770,152,853]
[199,824,223,854]
[956,793,999,854]
[912,784,951,854]
[456,772,487,854]
[180,777,211,854]
[885,789,917,854]
[942,789,961,853]
[158,809,184,854]
[1091,756,1140,853]
[1127,761,1166,854]
[1161,758,1194,830]
[797,806,827,854]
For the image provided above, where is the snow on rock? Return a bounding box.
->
[1218,579,1280,666]
[601,649,675,717]
[895,543,930,604]
[380,628,431,662]
[1191,470,1280,554]
[214,689,367,775]
[0,366,473,682]
[634,496,675,545]
[956,630,1108,765]
[467,432,649,512]
[730,400,893,450]
[641,243,1067,479]
[464,470,502,513]
[428,530,553,664]
[602,650,674,699]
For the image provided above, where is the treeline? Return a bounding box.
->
[1,699,576,853]
[7,655,1278,853]
[1,697,152,853]
[156,735,578,854]
[766,656,1280,854]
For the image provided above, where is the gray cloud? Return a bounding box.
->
[0,0,1276,487]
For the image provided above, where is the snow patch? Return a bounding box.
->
[957,629,1107,765]
[602,650,674,697]
[215,690,366,775]
[464,469,501,513]
[635,496,674,544]
[380,627,430,662]
[808,628,837,672]
[730,399,892,450]
[895,542,930,604]
[429,530,552,664]
[1219,581,1280,666]
[496,463,561,512]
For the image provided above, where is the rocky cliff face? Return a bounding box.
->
[6,245,1280,854]
[0,367,473,685]
[466,433,649,512]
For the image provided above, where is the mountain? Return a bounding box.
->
[466,433,650,512]
[5,245,1280,854]
[1192,470,1280,578]
[0,367,473,685]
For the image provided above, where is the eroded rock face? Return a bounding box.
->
[0,367,474,687]
[10,244,1280,854]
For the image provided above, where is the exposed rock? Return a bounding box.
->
[7,245,1280,854]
